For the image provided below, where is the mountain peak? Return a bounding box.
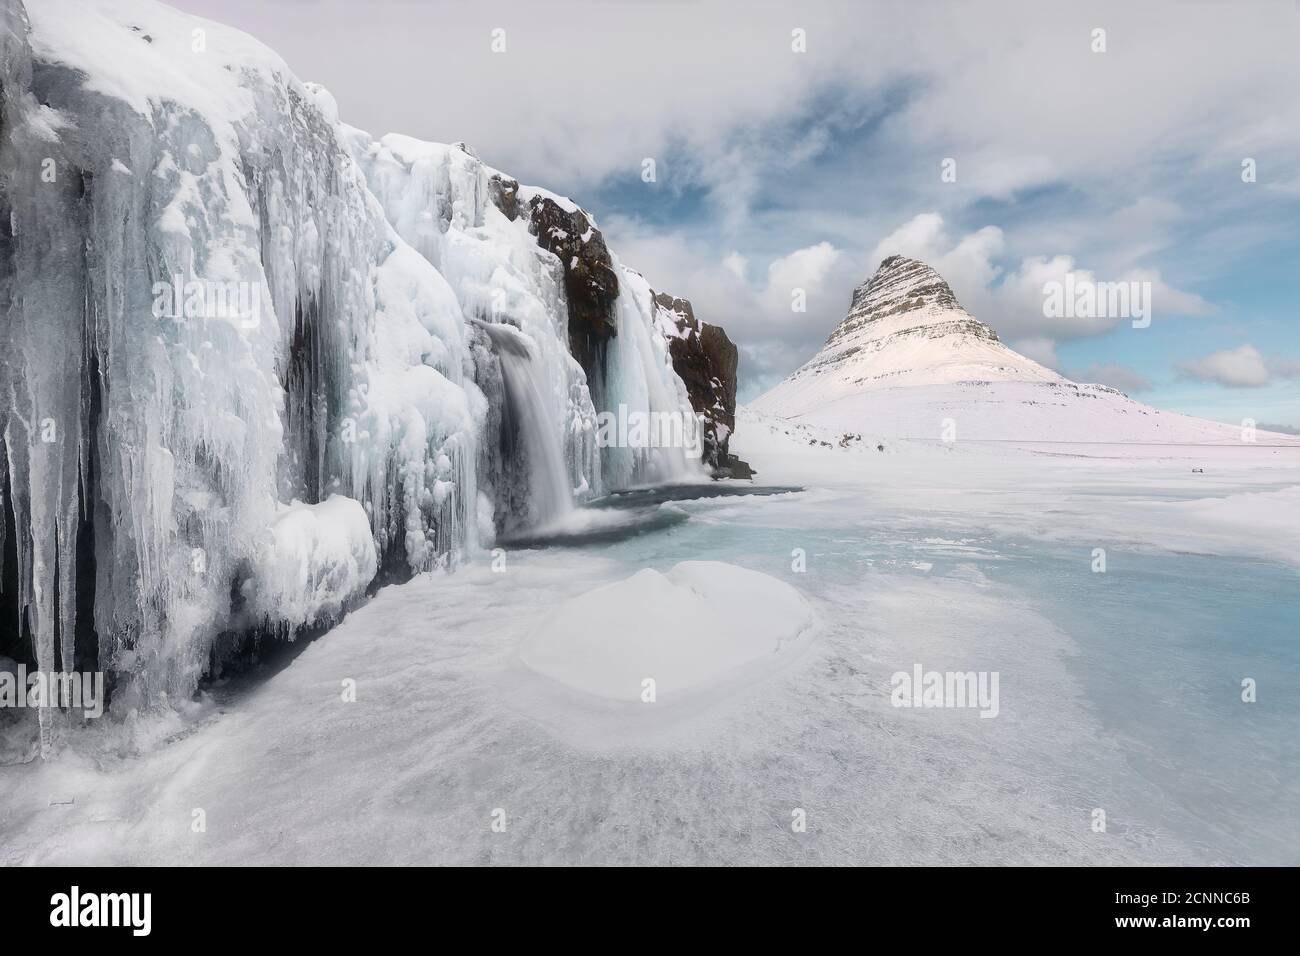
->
[833,256,983,351]
[849,255,963,318]
[753,256,1063,417]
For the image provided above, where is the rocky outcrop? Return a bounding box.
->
[487,171,520,222]
[653,292,745,473]
[524,195,619,377]
[498,183,746,474]
[827,254,999,352]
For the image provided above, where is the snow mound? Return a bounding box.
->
[251,496,378,631]
[520,561,812,700]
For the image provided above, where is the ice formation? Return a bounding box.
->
[0,0,706,741]
[250,496,378,631]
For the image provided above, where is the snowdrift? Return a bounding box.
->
[520,561,813,701]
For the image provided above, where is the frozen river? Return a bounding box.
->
[2,421,1297,865]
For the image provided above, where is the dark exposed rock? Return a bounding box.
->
[487,172,519,222]
[513,190,746,475]
[525,195,619,377]
[828,254,998,352]
[715,454,755,480]
[652,291,743,472]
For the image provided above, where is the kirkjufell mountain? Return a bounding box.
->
[753,256,1295,444]
[759,255,1062,409]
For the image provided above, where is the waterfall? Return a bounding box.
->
[478,321,575,528]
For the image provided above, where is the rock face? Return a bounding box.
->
[752,255,1061,419]
[653,292,742,472]
[486,171,520,222]
[524,195,620,377]
[494,181,744,472]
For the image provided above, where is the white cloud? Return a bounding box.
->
[603,216,855,398]
[176,0,1300,226]
[764,242,842,312]
[868,212,1210,347]
[1178,344,1300,389]
[722,252,748,281]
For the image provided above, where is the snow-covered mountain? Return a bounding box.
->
[758,255,1062,415]
[0,0,715,736]
[753,256,1292,445]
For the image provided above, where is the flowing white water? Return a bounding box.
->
[479,322,575,527]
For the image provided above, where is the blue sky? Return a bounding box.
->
[173,0,1300,427]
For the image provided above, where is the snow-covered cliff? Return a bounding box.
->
[0,0,705,744]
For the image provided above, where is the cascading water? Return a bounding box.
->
[477,321,575,529]
[596,265,711,488]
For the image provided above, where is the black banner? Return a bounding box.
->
[0,866,1284,941]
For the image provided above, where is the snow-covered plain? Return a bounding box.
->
[2,421,1296,865]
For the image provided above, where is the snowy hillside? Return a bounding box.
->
[0,0,703,737]
[753,256,1298,445]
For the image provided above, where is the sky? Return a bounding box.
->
[167,0,1300,427]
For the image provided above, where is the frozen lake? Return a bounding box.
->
[1,424,1297,865]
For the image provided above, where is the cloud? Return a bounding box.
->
[603,215,853,398]
[174,0,1300,231]
[1178,344,1300,389]
[613,209,1223,400]
[170,0,1300,408]
[763,242,842,312]
[1070,362,1152,394]
[722,252,748,281]
[867,212,1210,347]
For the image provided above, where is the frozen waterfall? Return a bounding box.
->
[476,321,575,528]
[0,0,709,739]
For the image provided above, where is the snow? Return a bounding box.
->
[24,0,276,121]
[250,496,378,631]
[516,183,582,215]
[736,405,1300,569]
[755,306,1063,418]
[758,380,1300,445]
[520,561,812,700]
[5,424,1297,863]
